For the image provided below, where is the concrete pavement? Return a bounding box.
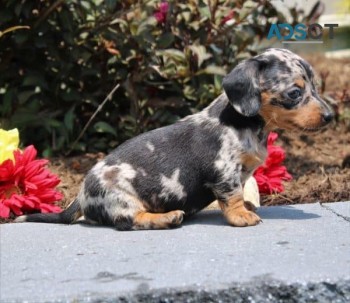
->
[1,202,349,302]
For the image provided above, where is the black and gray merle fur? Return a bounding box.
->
[16,48,334,230]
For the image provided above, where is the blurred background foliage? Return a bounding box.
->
[0,0,301,156]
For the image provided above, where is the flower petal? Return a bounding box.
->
[0,144,63,217]
[0,202,10,218]
[254,132,292,195]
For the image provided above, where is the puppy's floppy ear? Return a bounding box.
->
[223,59,262,117]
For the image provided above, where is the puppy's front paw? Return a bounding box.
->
[226,208,262,227]
[166,210,185,227]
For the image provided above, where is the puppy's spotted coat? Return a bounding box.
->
[17,48,333,230]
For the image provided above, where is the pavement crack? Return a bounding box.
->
[320,203,350,223]
[93,271,152,283]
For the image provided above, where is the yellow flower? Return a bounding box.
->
[0,128,20,164]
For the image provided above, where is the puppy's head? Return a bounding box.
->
[223,48,334,131]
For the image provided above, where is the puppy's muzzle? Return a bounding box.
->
[319,98,334,126]
[321,111,334,125]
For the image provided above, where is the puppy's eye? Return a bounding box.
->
[287,88,302,100]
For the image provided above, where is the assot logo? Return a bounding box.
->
[267,23,338,44]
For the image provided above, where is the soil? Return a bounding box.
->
[2,55,349,222]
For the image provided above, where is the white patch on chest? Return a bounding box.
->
[159,168,187,201]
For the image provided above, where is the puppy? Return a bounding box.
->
[16,48,333,230]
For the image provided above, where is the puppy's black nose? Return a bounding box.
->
[322,112,334,124]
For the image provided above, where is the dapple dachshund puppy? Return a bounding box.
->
[16,48,333,230]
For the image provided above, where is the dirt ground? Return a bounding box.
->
[21,54,350,212]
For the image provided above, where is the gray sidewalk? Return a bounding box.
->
[1,202,349,303]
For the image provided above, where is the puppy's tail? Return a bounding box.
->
[14,199,82,224]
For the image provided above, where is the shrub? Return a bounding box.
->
[0,0,299,156]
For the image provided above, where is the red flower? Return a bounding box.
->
[0,145,63,218]
[154,2,169,23]
[254,132,292,195]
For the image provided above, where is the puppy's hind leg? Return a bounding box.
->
[110,191,184,230]
[83,189,184,231]
[133,210,185,230]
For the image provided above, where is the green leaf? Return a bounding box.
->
[188,45,212,67]
[105,0,117,11]
[214,75,222,90]
[42,147,53,158]
[94,121,117,136]
[1,90,14,116]
[22,75,48,90]
[239,1,258,20]
[156,49,186,64]
[180,11,191,22]
[157,32,175,49]
[17,90,37,104]
[71,142,86,152]
[61,90,81,102]
[59,10,74,32]
[196,65,226,76]
[136,17,157,36]
[198,6,211,18]
[110,18,128,28]
[11,110,39,127]
[64,107,75,132]
[46,119,61,128]
[243,1,258,9]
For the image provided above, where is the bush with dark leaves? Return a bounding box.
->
[0,0,301,156]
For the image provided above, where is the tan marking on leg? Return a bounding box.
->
[240,153,265,172]
[219,195,261,227]
[133,210,184,230]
